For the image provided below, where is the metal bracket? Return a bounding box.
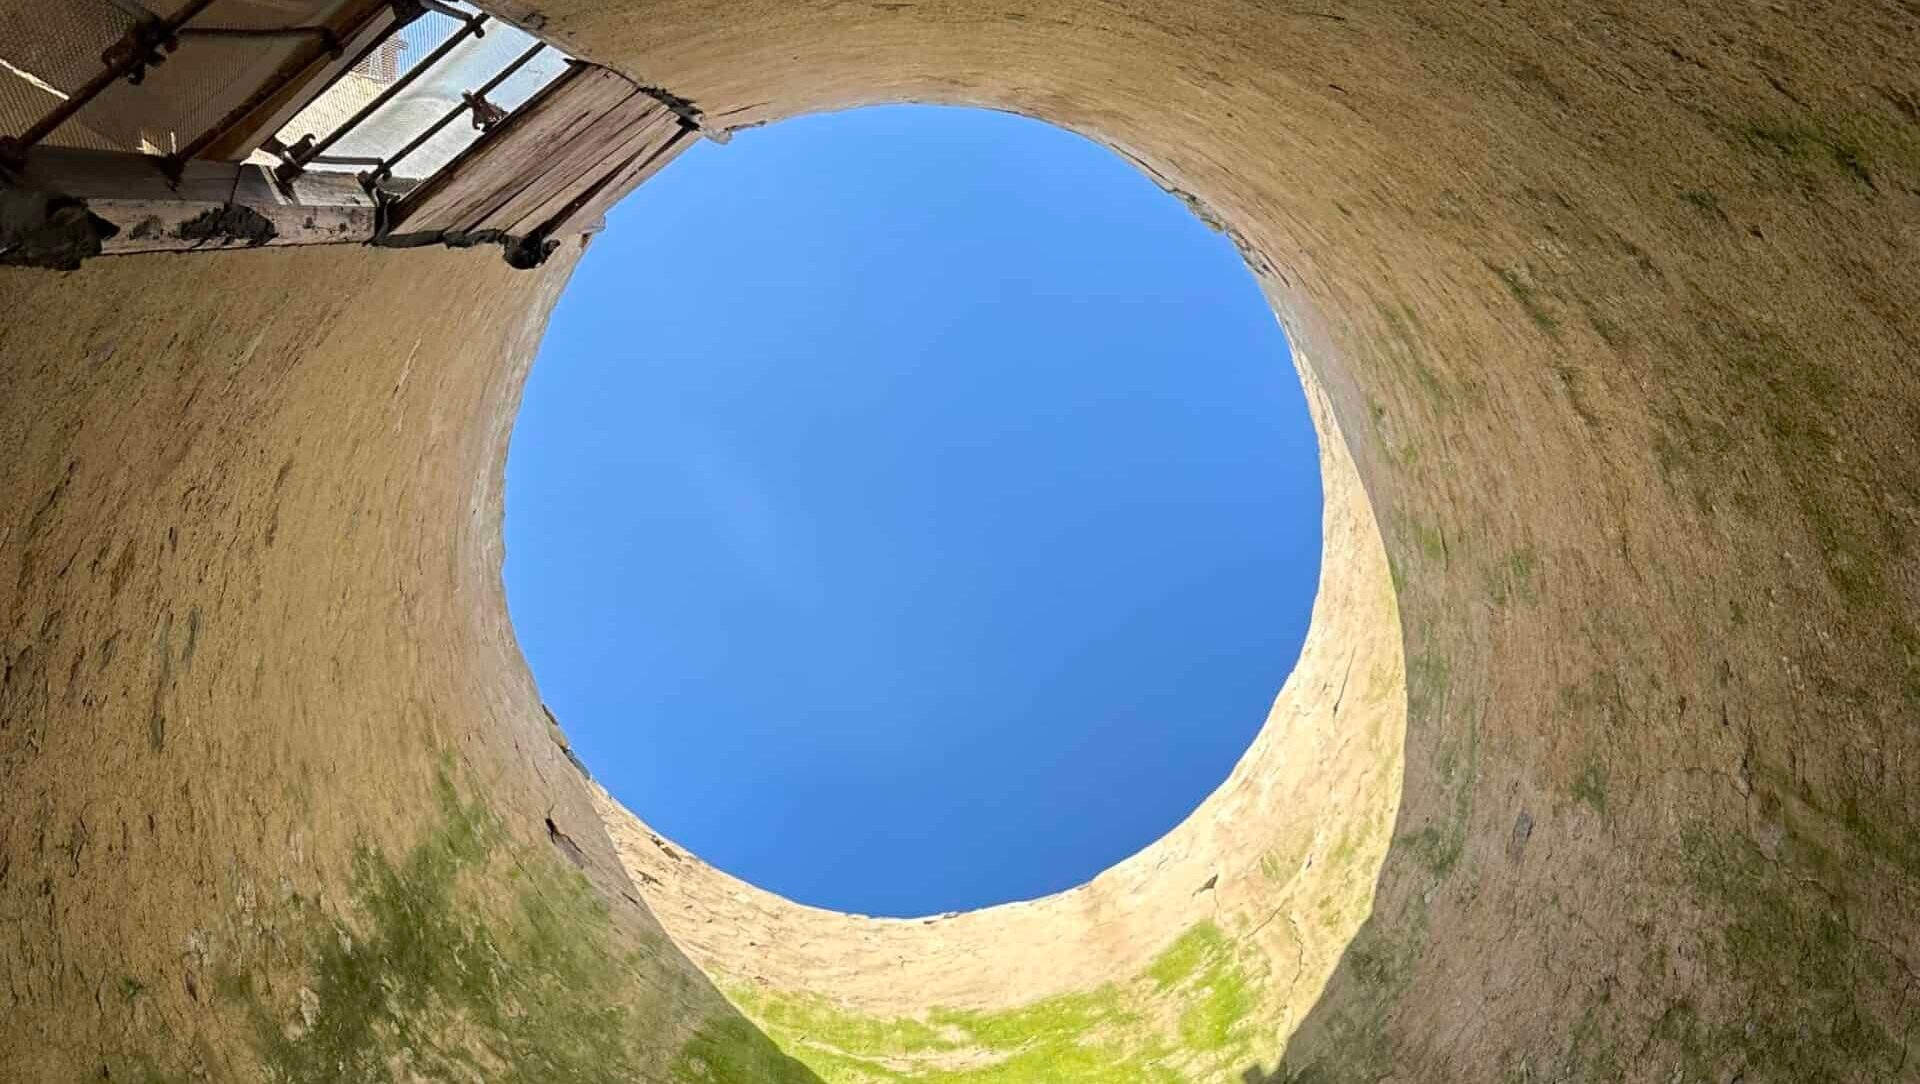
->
[101,16,182,87]
[464,91,507,132]
[502,233,560,269]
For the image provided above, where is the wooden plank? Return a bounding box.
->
[543,120,695,241]
[384,65,635,236]
[499,105,687,238]
[94,189,377,254]
[461,99,650,234]
[420,70,641,234]
[15,146,247,202]
[477,96,675,237]
[384,65,616,234]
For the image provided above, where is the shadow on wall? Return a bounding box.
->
[0,243,824,1083]
[1253,10,1920,1084]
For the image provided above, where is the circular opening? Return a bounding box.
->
[505,105,1322,916]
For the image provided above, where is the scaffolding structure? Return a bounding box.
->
[1,0,701,269]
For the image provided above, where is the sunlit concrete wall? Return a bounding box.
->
[3,2,1917,1081]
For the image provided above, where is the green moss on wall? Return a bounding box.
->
[1677,824,1907,1081]
[1176,968,1253,1053]
[1568,761,1608,817]
[1484,261,1561,335]
[726,920,1270,1084]
[1147,922,1230,990]
[1485,547,1538,606]
[117,765,759,1084]
[1397,711,1476,878]
[673,1013,820,1083]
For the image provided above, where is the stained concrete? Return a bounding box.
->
[2,2,1918,1081]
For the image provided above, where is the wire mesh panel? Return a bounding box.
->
[0,0,363,155]
[0,64,125,151]
[88,0,346,156]
[0,0,137,149]
[380,33,568,183]
[0,0,134,100]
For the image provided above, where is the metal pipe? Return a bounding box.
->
[102,0,161,22]
[178,26,343,52]
[416,0,486,32]
[372,41,543,183]
[0,0,218,160]
[293,13,490,166]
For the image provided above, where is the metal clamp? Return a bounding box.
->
[464,92,506,131]
[101,16,182,86]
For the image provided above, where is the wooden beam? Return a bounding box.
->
[544,120,694,241]
[3,145,375,268]
[380,63,622,237]
[379,62,698,267]
[468,93,666,236]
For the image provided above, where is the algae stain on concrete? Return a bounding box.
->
[722,921,1272,1083]
[673,1012,819,1083]
[106,766,733,1084]
[1676,824,1909,1081]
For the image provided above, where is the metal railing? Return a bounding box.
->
[262,4,569,193]
[356,40,543,184]
[272,10,491,176]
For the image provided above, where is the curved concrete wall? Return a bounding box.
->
[3,2,1917,1082]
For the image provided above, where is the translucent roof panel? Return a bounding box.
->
[275,6,569,185]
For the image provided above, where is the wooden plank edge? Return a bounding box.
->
[394,69,642,236]
[487,103,679,238]
[382,60,595,234]
[538,121,697,240]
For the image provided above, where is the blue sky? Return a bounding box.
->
[504,105,1321,917]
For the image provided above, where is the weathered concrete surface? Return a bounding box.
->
[0,242,804,1082]
[3,1,1919,1082]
